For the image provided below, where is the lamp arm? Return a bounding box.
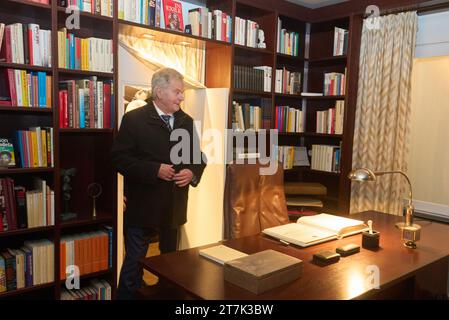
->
[373,171,413,207]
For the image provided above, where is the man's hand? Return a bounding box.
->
[173,169,194,187]
[158,164,175,181]
[123,196,127,212]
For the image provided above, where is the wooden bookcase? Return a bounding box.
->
[0,0,364,299]
[0,0,118,299]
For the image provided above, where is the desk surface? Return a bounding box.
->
[142,211,449,300]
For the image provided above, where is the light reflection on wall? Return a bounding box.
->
[119,34,205,89]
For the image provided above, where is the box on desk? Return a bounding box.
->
[223,249,303,294]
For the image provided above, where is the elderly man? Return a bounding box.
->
[111,68,206,299]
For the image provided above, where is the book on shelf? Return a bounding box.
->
[61,278,112,300]
[311,144,340,172]
[0,22,52,67]
[275,106,304,133]
[199,244,248,265]
[57,28,113,73]
[163,0,184,32]
[333,27,349,56]
[276,18,300,56]
[286,196,323,208]
[275,146,309,170]
[0,138,16,168]
[234,17,264,48]
[324,71,346,96]
[275,68,301,94]
[262,213,368,247]
[14,127,54,168]
[233,65,271,93]
[59,78,114,129]
[0,69,52,108]
[58,0,113,17]
[316,100,344,134]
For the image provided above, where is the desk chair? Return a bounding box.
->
[224,161,290,239]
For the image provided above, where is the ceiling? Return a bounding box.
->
[286,0,350,9]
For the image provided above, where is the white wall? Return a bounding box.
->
[179,88,229,250]
[409,57,449,221]
[416,11,449,58]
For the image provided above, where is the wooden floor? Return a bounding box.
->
[143,242,160,285]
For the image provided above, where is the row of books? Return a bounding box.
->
[0,239,54,292]
[119,0,161,27]
[57,28,113,73]
[0,177,55,232]
[188,8,232,42]
[14,127,55,168]
[275,69,301,95]
[275,106,305,133]
[233,65,271,93]
[324,71,346,96]
[59,0,114,17]
[61,279,112,300]
[60,227,112,279]
[232,102,270,132]
[234,17,264,48]
[333,27,349,56]
[0,23,52,67]
[0,69,51,108]
[276,18,301,56]
[311,144,341,172]
[58,78,115,129]
[316,101,345,134]
[275,146,309,170]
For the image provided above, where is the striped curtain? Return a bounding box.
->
[350,11,418,215]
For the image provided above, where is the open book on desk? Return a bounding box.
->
[262,213,368,247]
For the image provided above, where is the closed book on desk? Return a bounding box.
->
[262,213,368,247]
[199,245,248,265]
[224,250,303,294]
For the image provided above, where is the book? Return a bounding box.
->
[199,244,248,265]
[262,213,368,247]
[301,92,323,96]
[0,138,16,167]
[223,250,303,294]
[163,0,184,32]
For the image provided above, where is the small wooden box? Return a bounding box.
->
[223,249,303,294]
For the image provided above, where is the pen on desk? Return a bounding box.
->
[279,239,290,246]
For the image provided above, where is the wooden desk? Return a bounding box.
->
[141,211,449,299]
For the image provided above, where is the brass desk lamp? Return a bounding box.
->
[348,168,421,249]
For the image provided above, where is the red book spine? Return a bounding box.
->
[63,90,69,128]
[7,69,17,106]
[4,26,12,63]
[59,90,65,128]
[103,84,111,128]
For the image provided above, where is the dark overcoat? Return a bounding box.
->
[111,99,206,228]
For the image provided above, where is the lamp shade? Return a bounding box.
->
[348,168,377,182]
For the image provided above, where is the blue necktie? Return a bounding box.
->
[161,115,172,131]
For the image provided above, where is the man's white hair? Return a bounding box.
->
[151,68,184,98]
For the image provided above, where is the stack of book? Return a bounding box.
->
[333,27,349,56]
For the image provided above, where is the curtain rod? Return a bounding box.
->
[363,1,449,17]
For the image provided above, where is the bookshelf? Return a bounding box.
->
[0,0,363,299]
[0,0,117,299]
